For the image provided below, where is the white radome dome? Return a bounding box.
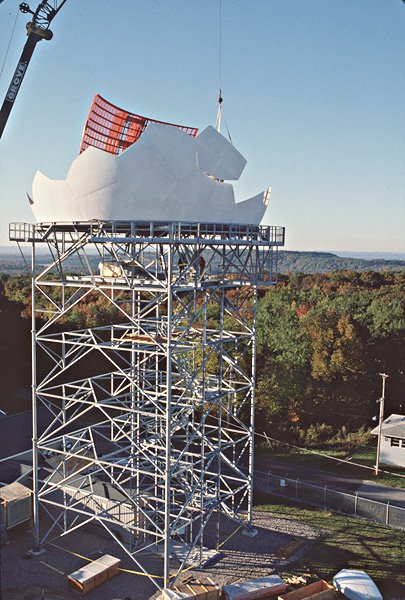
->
[31,124,270,225]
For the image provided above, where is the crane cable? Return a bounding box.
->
[0,7,20,84]
[215,0,233,145]
[215,0,223,133]
[219,0,222,93]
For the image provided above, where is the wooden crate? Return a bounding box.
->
[67,554,120,595]
[278,580,335,600]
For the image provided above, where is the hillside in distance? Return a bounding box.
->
[278,251,405,274]
[0,249,404,275]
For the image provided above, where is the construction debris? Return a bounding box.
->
[283,576,307,586]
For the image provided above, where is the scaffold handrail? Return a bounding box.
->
[9,220,285,246]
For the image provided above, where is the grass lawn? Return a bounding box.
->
[254,494,405,599]
[258,444,405,489]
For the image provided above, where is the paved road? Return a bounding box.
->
[254,455,405,508]
[355,482,405,508]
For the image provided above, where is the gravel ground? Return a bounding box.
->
[0,510,320,600]
[150,510,320,598]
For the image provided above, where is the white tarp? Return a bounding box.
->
[162,590,190,600]
[222,574,286,600]
[333,569,383,600]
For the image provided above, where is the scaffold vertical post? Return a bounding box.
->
[248,285,257,527]
[164,243,173,589]
[31,240,40,553]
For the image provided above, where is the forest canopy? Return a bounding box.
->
[0,271,404,440]
[255,271,404,436]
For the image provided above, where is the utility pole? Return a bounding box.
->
[375,372,389,477]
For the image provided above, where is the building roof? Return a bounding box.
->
[0,481,31,502]
[371,413,405,439]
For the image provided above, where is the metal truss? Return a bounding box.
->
[10,220,284,590]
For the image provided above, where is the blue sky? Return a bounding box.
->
[0,0,404,251]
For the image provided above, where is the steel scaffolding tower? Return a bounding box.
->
[10,220,284,591]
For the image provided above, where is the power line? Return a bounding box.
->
[299,408,372,421]
[255,429,405,479]
[208,411,404,478]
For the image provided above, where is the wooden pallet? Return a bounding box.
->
[163,576,221,600]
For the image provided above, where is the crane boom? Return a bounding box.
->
[0,1,67,140]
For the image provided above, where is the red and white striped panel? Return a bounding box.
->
[80,94,198,155]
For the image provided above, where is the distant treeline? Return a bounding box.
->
[0,271,404,445]
[277,251,405,274]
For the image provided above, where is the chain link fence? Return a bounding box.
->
[253,469,405,531]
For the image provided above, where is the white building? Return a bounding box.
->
[371,414,405,468]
